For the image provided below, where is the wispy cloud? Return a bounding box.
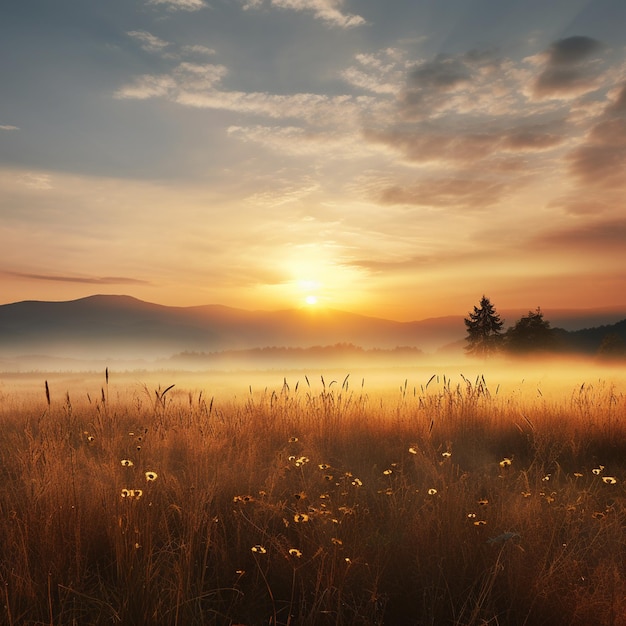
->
[531,217,626,252]
[115,62,227,99]
[273,0,365,28]
[398,49,520,120]
[242,177,321,208]
[0,125,19,131]
[566,82,626,189]
[377,178,510,211]
[112,33,625,220]
[127,30,171,53]
[347,214,626,291]
[146,0,207,11]
[365,125,565,167]
[175,89,365,122]
[116,61,370,124]
[227,124,373,157]
[181,44,216,56]
[2,271,152,286]
[547,194,616,216]
[341,49,407,95]
[343,38,626,218]
[241,0,365,28]
[126,32,216,59]
[18,173,53,190]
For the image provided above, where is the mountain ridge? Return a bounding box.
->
[1,294,625,362]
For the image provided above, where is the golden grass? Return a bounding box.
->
[0,367,625,625]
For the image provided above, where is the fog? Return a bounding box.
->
[1,352,624,407]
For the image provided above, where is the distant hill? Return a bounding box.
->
[555,319,626,356]
[0,295,624,365]
[0,294,461,360]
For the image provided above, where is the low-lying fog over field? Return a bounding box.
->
[2,353,624,405]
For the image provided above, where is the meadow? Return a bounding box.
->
[0,360,625,625]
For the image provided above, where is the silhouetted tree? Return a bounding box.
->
[464,295,504,357]
[504,307,558,353]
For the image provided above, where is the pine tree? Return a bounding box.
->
[464,295,504,357]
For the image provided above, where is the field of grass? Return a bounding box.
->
[1,362,625,625]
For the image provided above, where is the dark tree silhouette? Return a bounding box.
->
[464,296,504,357]
[504,307,558,353]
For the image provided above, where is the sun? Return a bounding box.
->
[305,295,318,305]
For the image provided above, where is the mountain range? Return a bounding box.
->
[0,295,625,368]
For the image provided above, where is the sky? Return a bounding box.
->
[1,0,626,321]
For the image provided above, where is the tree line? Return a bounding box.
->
[464,295,560,357]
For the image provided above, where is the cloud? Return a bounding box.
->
[227,124,374,158]
[547,194,616,216]
[127,30,171,53]
[352,44,596,179]
[115,62,227,100]
[181,44,216,57]
[567,82,626,188]
[545,36,603,66]
[341,49,407,95]
[567,122,626,187]
[398,49,516,120]
[345,242,489,275]
[111,32,624,230]
[127,33,216,59]
[364,123,564,166]
[606,83,626,113]
[377,177,509,211]
[346,218,626,279]
[116,61,370,123]
[18,173,53,190]
[2,271,151,286]
[409,54,471,91]
[115,75,176,100]
[364,128,495,164]
[531,217,626,252]
[0,125,19,131]
[274,0,365,28]
[176,89,361,122]
[243,0,365,28]
[501,129,563,151]
[346,254,436,274]
[530,36,605,99]
[146,0,207,11]
[242,177,321,208]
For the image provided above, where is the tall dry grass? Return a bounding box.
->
[0,371,625,625]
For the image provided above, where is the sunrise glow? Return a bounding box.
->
[2,7,626,625]
[1,2,625,320]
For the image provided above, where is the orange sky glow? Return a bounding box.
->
[1,1,625,321]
